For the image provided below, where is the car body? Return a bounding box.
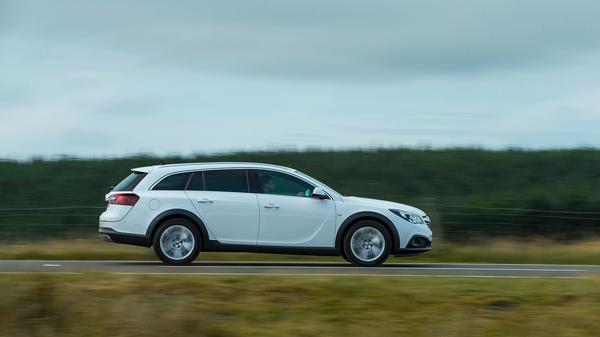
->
[99,162,432,266]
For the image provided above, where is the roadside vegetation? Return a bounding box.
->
[2,238,599,265]
[2,148,599,241]
[1,274,598,337]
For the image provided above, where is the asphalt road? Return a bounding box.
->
[0,260,598,278]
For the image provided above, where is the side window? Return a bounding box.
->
[152,172,191,191]
[257,170,314,197]
[186,172,205,191]
[204,170,249,193]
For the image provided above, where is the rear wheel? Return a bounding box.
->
[343,220,391,266]
[153,218,201,265]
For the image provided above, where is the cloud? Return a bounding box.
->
[90,97,164,116]
[0,1,11,35]
[6,0,600,81]
[1,0,600,157]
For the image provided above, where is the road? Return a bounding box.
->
[0,260,598,278]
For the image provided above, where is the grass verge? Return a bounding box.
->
[1,238,599,265]
[0,274,598,337]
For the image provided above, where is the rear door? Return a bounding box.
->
[185,169,260,245]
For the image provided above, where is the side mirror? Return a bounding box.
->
[312,187,329,200]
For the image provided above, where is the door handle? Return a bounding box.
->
[264,202,279,209]
[197,198,214,204]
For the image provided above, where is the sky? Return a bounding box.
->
[1,0,600,158]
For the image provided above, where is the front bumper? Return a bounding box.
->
[99,227,151,247]
[394,234,432,256]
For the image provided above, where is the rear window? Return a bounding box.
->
[112,172,147,191]
[153,172,191,191]
[204,170,249,193]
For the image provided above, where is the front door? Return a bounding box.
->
[254,170,336,247]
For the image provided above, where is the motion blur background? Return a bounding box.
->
[2,2,600,337]
[2,150,600,243]
[1,0,599,242]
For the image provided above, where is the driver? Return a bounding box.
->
[261,175,276,194]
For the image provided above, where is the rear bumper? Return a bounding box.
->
[99,227,151,247]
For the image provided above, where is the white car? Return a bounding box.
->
[99,162,432,266]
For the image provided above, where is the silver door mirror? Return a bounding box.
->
[312,187,329,200]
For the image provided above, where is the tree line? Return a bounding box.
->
[1,148,598,241]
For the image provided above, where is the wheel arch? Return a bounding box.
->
[146,209,210,247]
[335,212,400,254]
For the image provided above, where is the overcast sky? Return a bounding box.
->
[1,0,600,158]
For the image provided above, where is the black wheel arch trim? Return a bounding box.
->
[146,209,210,247]
[335,211,401,253]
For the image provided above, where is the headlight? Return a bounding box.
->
[390,209,425,224]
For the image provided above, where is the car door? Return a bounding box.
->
[185,169,260,245]
[254,170,336,247]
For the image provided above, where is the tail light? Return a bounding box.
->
[107,193,140,206]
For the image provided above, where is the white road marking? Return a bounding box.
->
[0,271,585,279]
[0,261,595,279]
[8,260,599,268]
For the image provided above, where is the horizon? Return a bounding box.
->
[3,145,600,162]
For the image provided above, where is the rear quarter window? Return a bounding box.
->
[112,172,147,191]
[152,172,192,191]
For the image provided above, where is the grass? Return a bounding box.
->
[0,274,598,337]
[1,238,599,265]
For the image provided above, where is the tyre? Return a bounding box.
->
[341,248,352,263]
[153,218,201,265]
[343,220,391,266]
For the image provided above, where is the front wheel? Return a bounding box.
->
[153,218,201,265]
[343,221,391,266]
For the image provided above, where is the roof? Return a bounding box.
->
[132,162,297,173]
